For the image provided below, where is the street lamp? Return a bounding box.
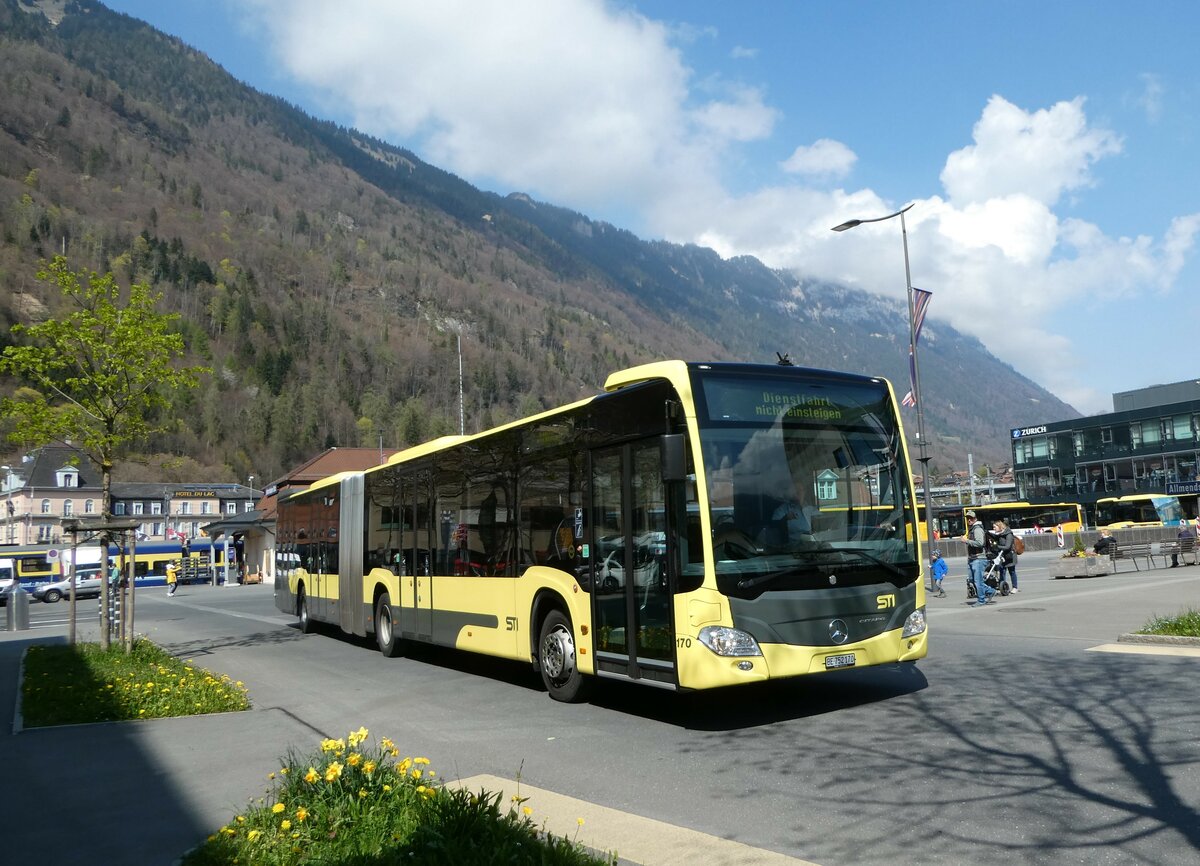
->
[1,464,12,545]
[832,203,935,549]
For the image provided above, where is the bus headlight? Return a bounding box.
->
[901,608,927,639]
[698,626,762,657]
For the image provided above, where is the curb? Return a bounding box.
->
[1117,633,1200,647]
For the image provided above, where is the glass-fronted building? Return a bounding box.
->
[1011,379,1200,521]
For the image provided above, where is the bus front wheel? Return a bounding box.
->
[297,587,313,633]
[538,609,591,703]
[375,592,404,658]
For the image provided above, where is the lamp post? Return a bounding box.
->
[1,465,12,545]
[832,203,935,549]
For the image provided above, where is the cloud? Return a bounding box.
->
[940,96,1122,206]
[236,1,1198,416]
[780,139,856,180]
[730,45,758,60]
[1137,72,1164,122]
[240,0,771,219]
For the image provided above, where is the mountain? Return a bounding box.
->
[0,0,1079,484]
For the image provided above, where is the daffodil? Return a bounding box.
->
[295,807,308,822]
[347,752,362,767]
[363,760,377,775]
[325,761,343,782]
[348,726,369,747]
[304,767,319,784]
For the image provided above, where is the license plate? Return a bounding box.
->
[825,653,856,670]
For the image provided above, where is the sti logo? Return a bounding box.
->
[1012,425,1047,439]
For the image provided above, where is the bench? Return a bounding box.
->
[1110,540,1197,571]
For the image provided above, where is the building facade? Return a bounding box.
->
[0,446,257,547]
[1011,379,1200,519]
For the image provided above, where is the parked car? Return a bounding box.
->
[32,568,104,603]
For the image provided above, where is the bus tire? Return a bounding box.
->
[375,592,404,658]
[538,609,591,703]
[297,586,313,633]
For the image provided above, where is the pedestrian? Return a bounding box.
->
[1093,528,1117,556]
[1172,519,1195,568]
[166,560,179,596]
[964,510,995,605]
[929,549,948,598]
[989,519,1019,592]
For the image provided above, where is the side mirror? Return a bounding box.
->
[661,434,686,482]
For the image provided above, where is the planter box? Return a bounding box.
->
[1053,556,1114,579]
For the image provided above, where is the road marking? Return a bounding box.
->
[1086,643,1200,658]
[452,774,820,866]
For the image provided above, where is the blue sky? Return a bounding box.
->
[102,1,1200,418]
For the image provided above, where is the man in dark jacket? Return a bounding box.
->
[1172,520,1194,567]
[965,511,995,605]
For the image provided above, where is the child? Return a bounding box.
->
[930,549,948,598]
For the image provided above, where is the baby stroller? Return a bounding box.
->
[966,553,1012,598]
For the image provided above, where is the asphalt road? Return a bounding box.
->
[2,551,1199,865]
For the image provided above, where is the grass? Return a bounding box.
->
[181,728,617,866]
[21,642,616,864]
[21,639,250,726]
[1138,608,1200,637]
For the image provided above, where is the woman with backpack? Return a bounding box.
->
[989,519,1019,593]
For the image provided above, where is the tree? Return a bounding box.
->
[1,257,209,649]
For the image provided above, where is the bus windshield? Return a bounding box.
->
[694,370,920,595]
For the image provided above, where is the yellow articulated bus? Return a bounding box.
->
[1095,494,1186,529]
[274,360,928,702]
[933,502,1086,537]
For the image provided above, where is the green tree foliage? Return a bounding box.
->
[0,257,209,517]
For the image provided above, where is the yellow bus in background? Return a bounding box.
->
[943,502,1086,536]
[275,360,928,701]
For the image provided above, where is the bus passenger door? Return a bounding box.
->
[590,440,676,686]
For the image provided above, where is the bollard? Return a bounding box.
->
[5,584,31,631]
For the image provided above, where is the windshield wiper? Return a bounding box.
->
[830,547,913,582]
[734,548,913,590]
[736,564,824,590]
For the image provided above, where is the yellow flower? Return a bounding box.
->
[363,760,377,775]
[281,820,292,831]
[235,816,245,824]
[272,803,285,814]
[347,753,362,767]
[577,817,585,827]
[411,768,422,779]
[348,726,369,747]
[358,788,368,799]
[523,806,533,817]
[380,737,395,751]
[280,768,290,776]
[304,767,319,784]
[295,807,308,822]
[268,773,276,780]
[247,829,262,842]
[421,786,436,799]
[325,761,344,782]
[320,738,345,754]
[382,784,392,793]
[414,757,431,765]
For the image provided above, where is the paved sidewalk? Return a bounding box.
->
[0,611,816,866]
